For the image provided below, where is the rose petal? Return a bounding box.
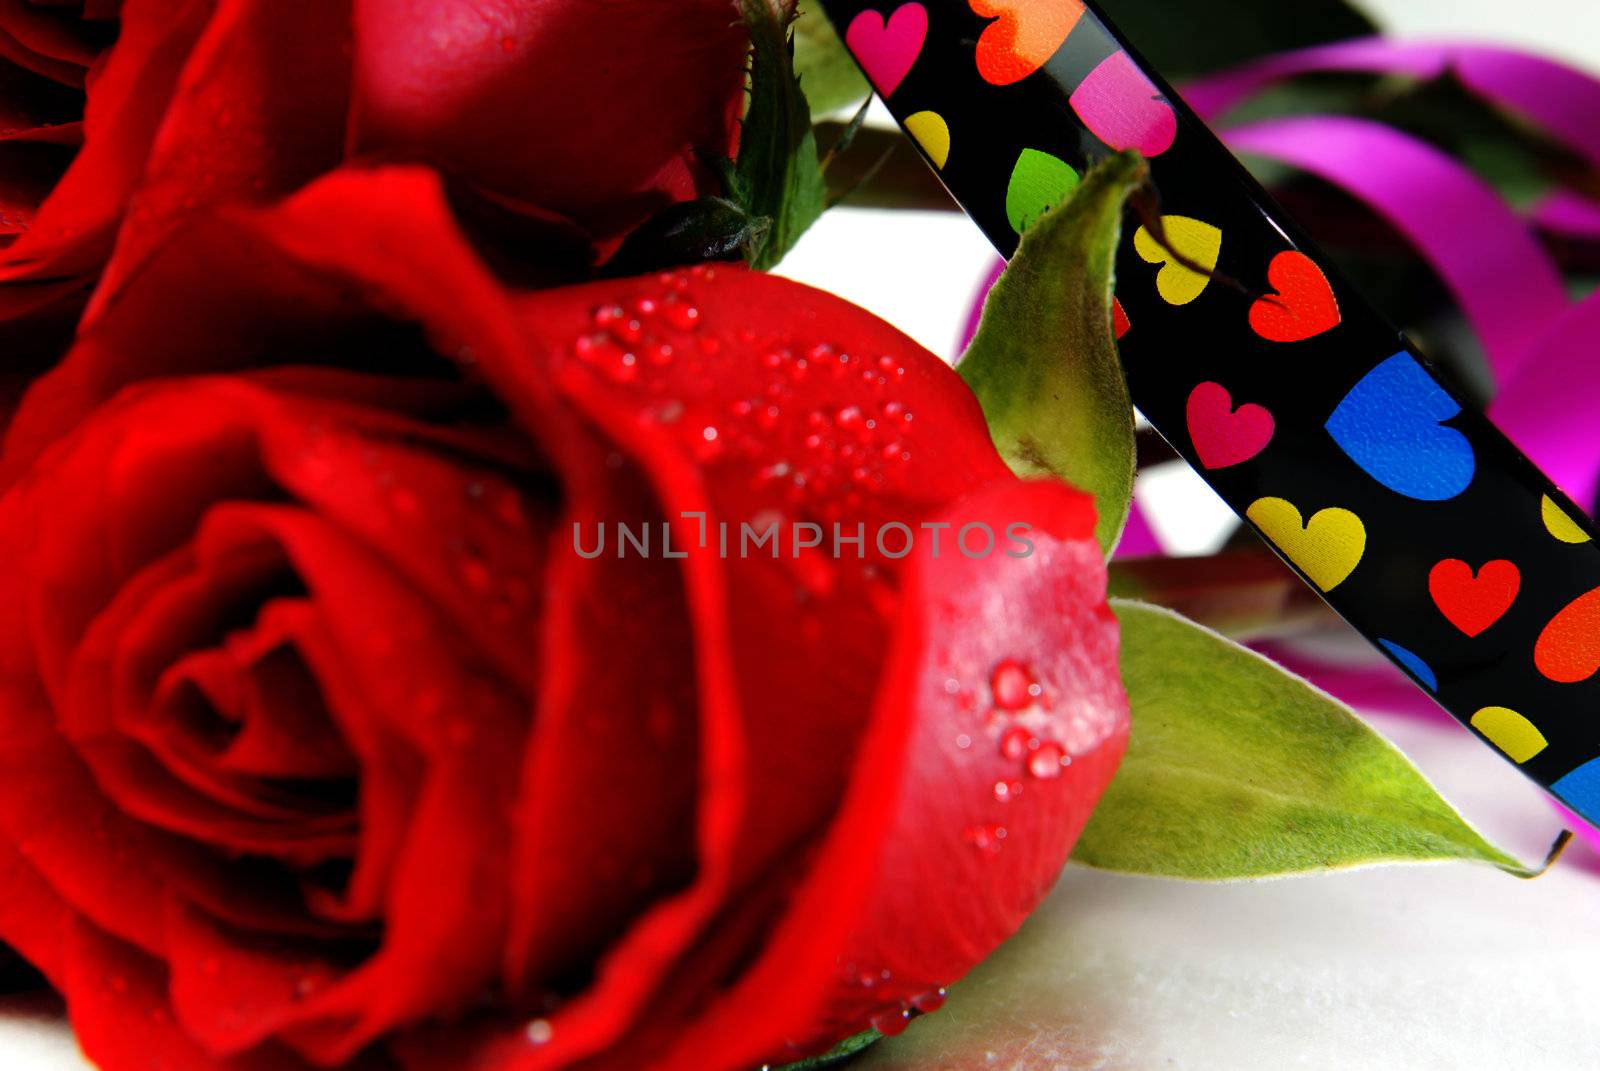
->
[0,836,71,987]
[504,449,701,993]
[96,0,354,303]
[4,0,212,282]
[349,0,747,246]
[649,478,1126,1069]
[63,915,328,1071]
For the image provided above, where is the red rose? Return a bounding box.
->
[0,169,1127,1070]
[0,0,748,425]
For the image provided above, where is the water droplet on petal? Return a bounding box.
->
[999,727,1032,761]
[962,824,1006,855]
[662,298,701,331]
[990,660,1035,710]
[1028,741,1066,779]
[871,1007,912,1036]
[525,1018,553,1045]
[912,988,948,1014]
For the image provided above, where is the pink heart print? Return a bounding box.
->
[1186,381,1276,469]
[846,4,929,97]
[1070,50,1177,156]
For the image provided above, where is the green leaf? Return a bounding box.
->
[1096,0,1375,82]
[959,152,1145,557]
[794,5,871,116]
[737,0,829,270]
[1075,601,1538,879]
[770,1029,882,1070]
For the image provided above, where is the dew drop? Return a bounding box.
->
[990,660,1035,711]
[999,727,1033,761]
[912,988,948,1014]
[963,823,1006,855]
[1028,741,1066,779]
[871,1008,913,1037]
[662,298,701,331]
[525,1018,554,1045]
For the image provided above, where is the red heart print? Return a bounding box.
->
[846,4,929,97]
[1428,559,1520,638]
[970,0,1084,86]
[1185,382,1275,470]
[1249,251,1341,342]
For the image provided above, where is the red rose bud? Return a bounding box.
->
[0,168,1127,1071]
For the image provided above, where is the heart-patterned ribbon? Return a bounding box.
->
[821,0,1600,828]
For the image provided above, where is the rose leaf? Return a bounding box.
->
[1075,600,1541,879]
[736,0,828,270]
[958,152,1145,557]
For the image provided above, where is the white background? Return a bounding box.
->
[9,1,1600,1068]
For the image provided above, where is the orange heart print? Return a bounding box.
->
[970,0,1085,86]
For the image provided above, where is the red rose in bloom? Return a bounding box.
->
[0,169,1127,1071]
[0,0,747,425]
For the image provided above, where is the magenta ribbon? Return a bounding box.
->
[1491,292,1600,510]
[1184,39,1600,170]
[1534,189,1600,241]
[1220,115,1569,383]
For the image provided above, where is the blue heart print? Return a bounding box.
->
[1553,758,1600,817]
[1378,639,1437,691]
[1326,353,1476,501]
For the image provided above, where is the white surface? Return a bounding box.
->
[1356,0,1600,71]
[9,2,1600,1068]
